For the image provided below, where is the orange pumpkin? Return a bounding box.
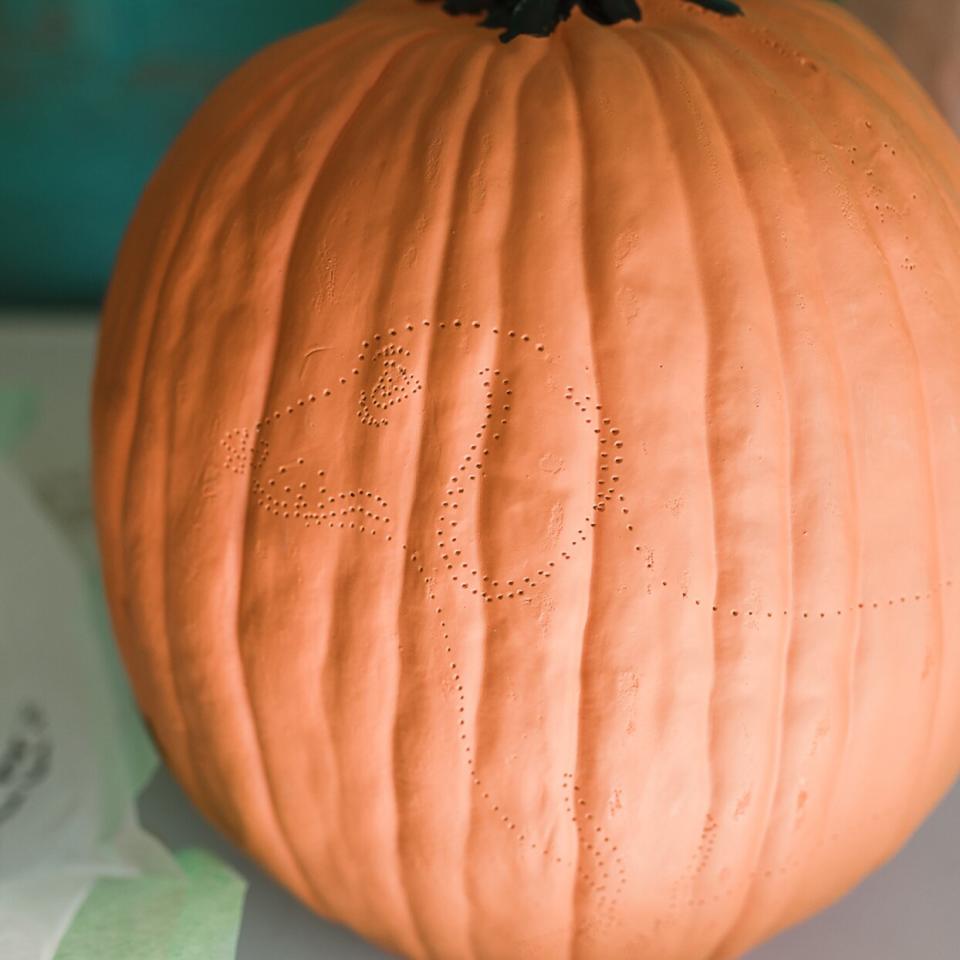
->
[92,0,960,957]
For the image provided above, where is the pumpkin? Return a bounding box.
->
[92,0,960,957]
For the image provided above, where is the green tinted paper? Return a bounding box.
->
[0,388,247,960]
[53,849,246,960]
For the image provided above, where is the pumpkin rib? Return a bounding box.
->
[457,74,503,959]
[786,162,865,953]
[158,77,336,891]
[666,23,867,956]
[420,45,507,960]
[654,31,739,946]
[690,17,951,942]
[626,31,724,954]
[230,26,446,925]
[773,9,958,833]
[125,52,324,825]
[373,36,498,959]
[658,33,795,957]
[841,158,950,872]
[188,34,408,908]
[613,29,721,952]
[558,22,609,958]
[720,15,942,944]
[438,43,582,959]
[594,24,701,950]
[464,85,508,960]
[661,34,799,960]
[847,63,960,864]
[824,102,951,846]
[704,11,942,932]
[675,23,871,955]
[110,23,378,899]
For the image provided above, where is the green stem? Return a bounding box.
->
[440,0,744,43]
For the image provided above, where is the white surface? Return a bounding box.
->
[3,315,959,959]
[0,458,175,960]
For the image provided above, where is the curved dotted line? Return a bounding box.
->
[435,367,561,603]
[665,581,955,621]
[738,20,819,73]
[221,426,268,475]
[413,320,628,920]
[220,316,957,929]
[400,544,593,872]
[253,465,393,537]
[357,341,423,428]
[562,774,627,930]
[434,357,633,605]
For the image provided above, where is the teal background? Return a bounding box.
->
[0,1,350,306]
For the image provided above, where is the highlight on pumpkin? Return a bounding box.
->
[92,1,960,958]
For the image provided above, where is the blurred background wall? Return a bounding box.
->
[0,0,957,309]
[844,0,960,132]
[0,0,350,306]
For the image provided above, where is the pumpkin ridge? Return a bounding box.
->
[457,76,524,937]
[639,27,801,952]
[669,35,749,951]
[236,26,447,926]
[638,32,727,951]
[451,41,572,957]
[421,82,546,950]
[663,26,815,956]
[741,9,956,940]
[559,22,628,951]
[114,19,397,906]
[611,31,721,951]
[110,20,349,829]
[664,21,943,950]
[732,27,859,957]
[336,33,486,950]
[825,95,950,846]
[841,130,954,911]
[728,6,958,908]
[131,47,332,849]
[432,49,535,957]
[679,39,798,960]
[385,37,500,957]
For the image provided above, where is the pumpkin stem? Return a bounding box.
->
[440,0,743,42]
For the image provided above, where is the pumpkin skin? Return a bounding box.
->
[92,0,960,957]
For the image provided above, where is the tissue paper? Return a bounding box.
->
[0,401,245,959]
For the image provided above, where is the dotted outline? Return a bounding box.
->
[221,317,955,930]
